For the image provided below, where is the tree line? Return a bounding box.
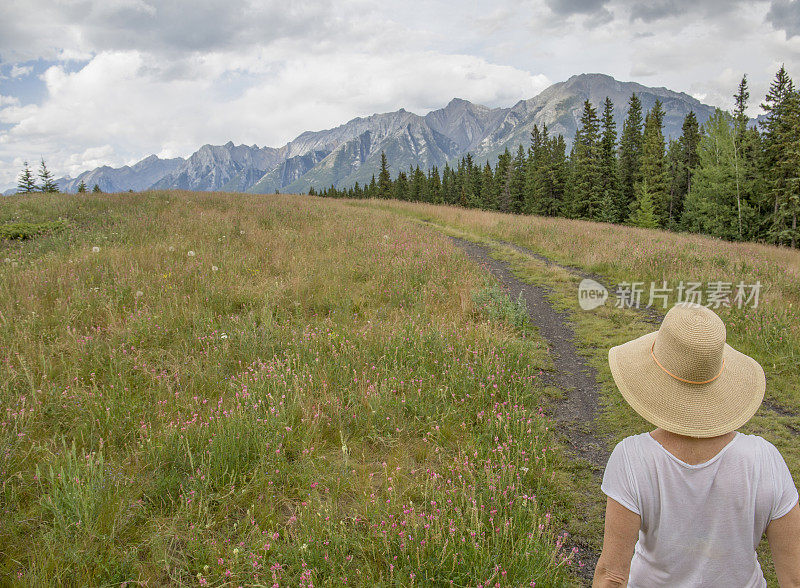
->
[311,66,800,248]
[16,158,101,194]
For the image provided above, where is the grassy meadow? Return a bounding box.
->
[2,191,798,587]
[0,192,578,586]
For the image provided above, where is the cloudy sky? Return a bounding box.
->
[1,0,799,190]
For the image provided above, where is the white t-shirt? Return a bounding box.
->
[601,432,798,587]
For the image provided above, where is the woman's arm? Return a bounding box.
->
[593,497,641,588]
[766,502,800,588]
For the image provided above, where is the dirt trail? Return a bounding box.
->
[450,236,609,467]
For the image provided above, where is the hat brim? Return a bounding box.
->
[609,331,766,438]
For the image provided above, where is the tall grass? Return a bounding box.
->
[0,192,576,586]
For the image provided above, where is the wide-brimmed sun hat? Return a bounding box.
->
[608,302,765,438]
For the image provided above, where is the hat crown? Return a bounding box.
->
[653,303,726,383]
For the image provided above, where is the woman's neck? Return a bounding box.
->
[649,428,738,465]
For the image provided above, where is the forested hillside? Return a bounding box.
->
[314,68,800,249]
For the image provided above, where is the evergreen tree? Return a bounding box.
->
[568,100,603,219]
[524,125,545,214]
[733,74,750,136]
[677,112,701,208]
[629,178,660,228]
[378,152,391,198]
[547,134,569,217]
[618,93,644,219]
[768,88,800,247]
[667,112,701,228]
[38,158,59,193]
[666,139,685,228]
[427,166,442,203]
[394,170,408,201]
[411,165,426,202]
[77,180,88,193]
[599,97,620,222]
[638,100,669,223]
[16,161,37,193]
[92,184,102,193]
[760,66,800,246]
[442,163,457,205]
[510,145,527,213]
[495,149,513,212]
[481,162,496,210]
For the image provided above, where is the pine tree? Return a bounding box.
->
[733,75,750,136]
[668,112,701,227]
[548,134,569,217]
[618,93,644,220]
[495,149,513,212]
[769,88,800,247]
[378,152,391,198]
[442,164,457,205]
[427,167,442,203]
[629,178,660,228]
[481,162,496,210]
[92,184,102,193]
[16,161,37,193]
[38,158,59,193]
[77,180,88,193]
[599,97,619,222]
[411,165,426,202]
[510,145,527,213]
[568,100,603,219]
[394,170,408,201]
[525,126,545,214]
[760,66,800,246]
[666,139,685,228]
[639,100,669,223]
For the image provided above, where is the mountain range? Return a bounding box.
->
[4,74,719,196]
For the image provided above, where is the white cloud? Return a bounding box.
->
[10,65,33,78]
[0,46,551,187]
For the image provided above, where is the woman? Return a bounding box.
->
[593,302,800,587]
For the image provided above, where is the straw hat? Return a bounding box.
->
[608,302,765,438]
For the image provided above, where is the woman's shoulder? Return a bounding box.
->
[609,432,654,459]
[730,432,784,459]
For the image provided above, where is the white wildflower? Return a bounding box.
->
[168,246,175,252]
[187,250,195,257]
[212,265,219,272]
[220,332,228,340]
[92,246,100,253]
[135,290,143,298]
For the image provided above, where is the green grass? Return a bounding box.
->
[0,220,66,241]
[0,191,579,586]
